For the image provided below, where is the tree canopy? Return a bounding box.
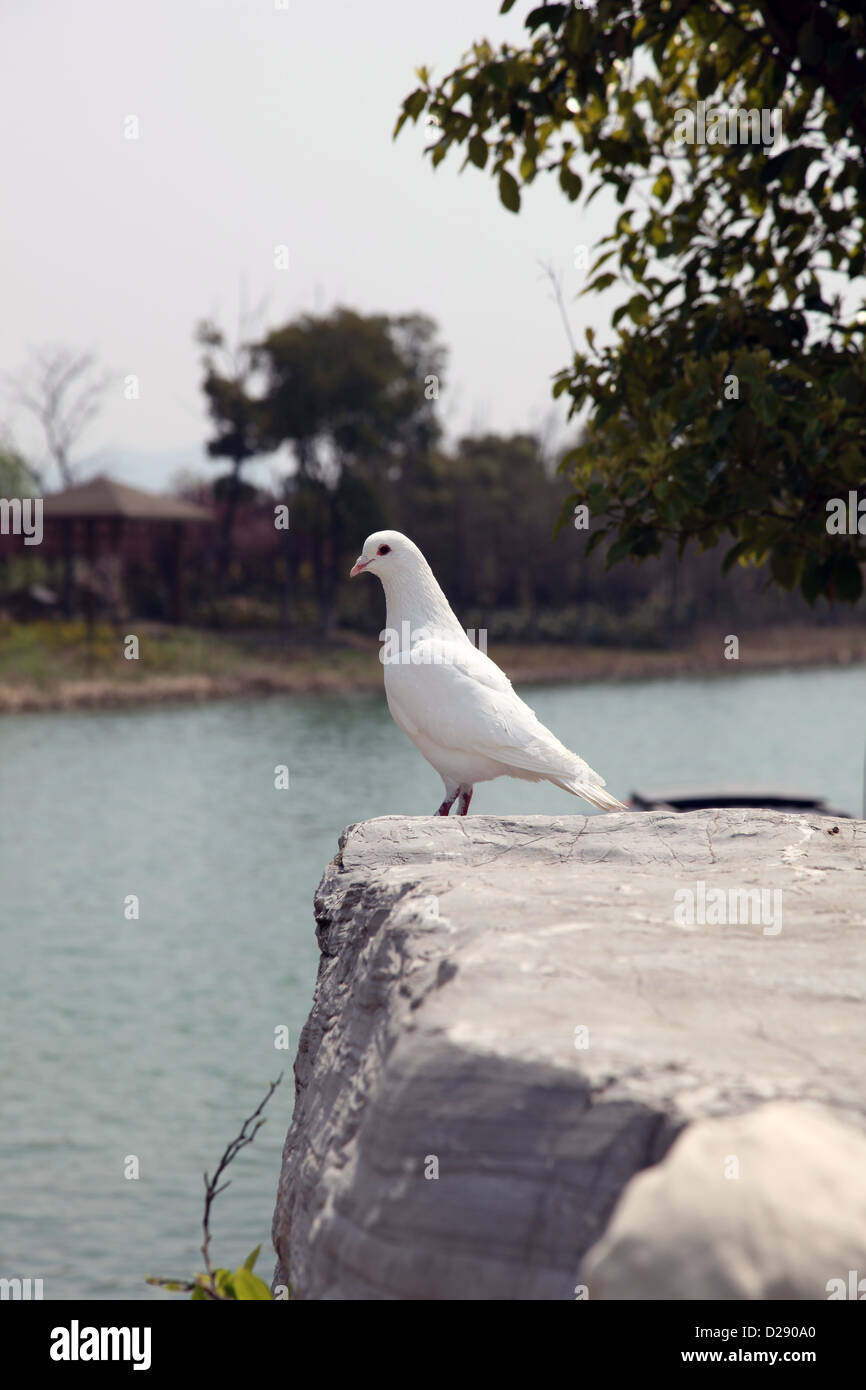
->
[199,307,446,630]
[253,308,443,486]
[396,1,866,603]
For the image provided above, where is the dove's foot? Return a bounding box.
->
[435,794,457,816]
[457,786,473,816]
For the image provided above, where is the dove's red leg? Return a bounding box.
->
[436,793,457,816]
[457,786,473,816]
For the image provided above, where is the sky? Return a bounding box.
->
[0,0,623,492]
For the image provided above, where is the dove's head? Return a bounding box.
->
[349,530,423,585]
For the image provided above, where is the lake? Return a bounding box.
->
[1,663,863,1299]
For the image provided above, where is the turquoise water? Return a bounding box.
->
[1,664,863,1300]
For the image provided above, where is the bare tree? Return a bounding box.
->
[12,346,110,487]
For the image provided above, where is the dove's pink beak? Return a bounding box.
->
[349,556,369,578]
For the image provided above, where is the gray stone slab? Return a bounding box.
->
[271,809,866,1300]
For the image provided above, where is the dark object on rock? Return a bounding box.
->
[630,785,852,818]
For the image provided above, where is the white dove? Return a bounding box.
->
[350,530,626,816]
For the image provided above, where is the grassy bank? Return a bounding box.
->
[0,619,864,714]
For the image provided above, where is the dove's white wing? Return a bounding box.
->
[385,636,615,795]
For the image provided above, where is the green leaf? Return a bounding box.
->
[651,169,672,204]
[243,1244,262,1272]
[769,548,801,591]
[526,5,567,30]
[468,135,488,169]
[233,1268,274,1300]
[404,90,427,121]
[605,537,633,566]
[627,293,649,325]
[583,271,617,294]
[565,9,593,58]
[832,554,864,603]
[558,163,582,200]
[498,169,521,213]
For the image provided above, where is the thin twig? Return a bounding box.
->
[538,260,579,357]
[199,1074,284,1298]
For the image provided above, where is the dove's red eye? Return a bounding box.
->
[377,544,391,555]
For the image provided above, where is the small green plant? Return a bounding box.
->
[146,1075,287,1301]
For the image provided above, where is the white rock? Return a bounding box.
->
[581,1102,866,1300]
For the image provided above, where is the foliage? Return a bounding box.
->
[2,426,850,644]
[199,307,446,633]
[253,309,444,481]
[395,1,866,603]
[197,317,269,589]
[145,1076,286,1302]
[148,1243,274,1302]
[198,321,264,474]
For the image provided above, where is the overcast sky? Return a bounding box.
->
[1,0,622,490]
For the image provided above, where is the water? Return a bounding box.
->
[1,664,863,1300]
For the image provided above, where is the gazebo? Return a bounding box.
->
[38,474,214,622]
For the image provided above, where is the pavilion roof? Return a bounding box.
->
[41,474,214,522]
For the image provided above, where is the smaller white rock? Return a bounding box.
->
[580,1101,866,1300]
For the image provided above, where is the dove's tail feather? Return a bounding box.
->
[562,779,627,812]
[500,740,628,811]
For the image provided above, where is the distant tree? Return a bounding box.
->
[197,315,268,590]
[11,346,109,488]
[253,308,445,633]
[396,1,866,604]
[412,432,571,611]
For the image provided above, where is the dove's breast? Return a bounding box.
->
[382,656,519,787]
[383,661,434,741]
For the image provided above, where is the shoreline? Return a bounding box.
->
[0,622,863,715]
